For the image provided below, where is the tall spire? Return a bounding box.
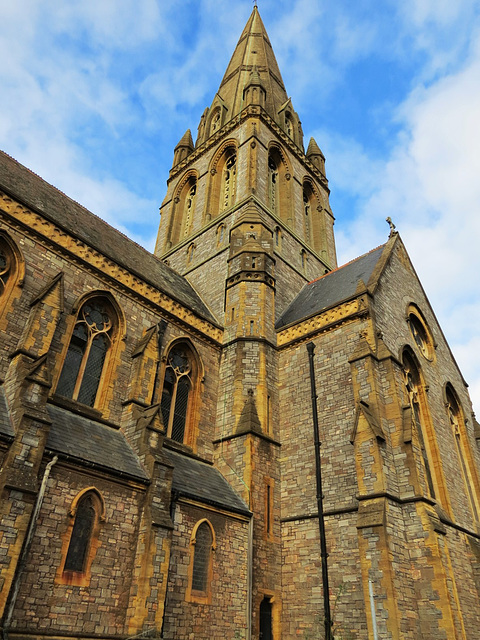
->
[213,7,289,125]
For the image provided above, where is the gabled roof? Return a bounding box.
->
[214,6,290,123]
[165,449,250,517]
[0,150,216,325]
[46,404,149,482]
[276,244,387,329]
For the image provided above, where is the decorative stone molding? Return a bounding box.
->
[0,196,223,344]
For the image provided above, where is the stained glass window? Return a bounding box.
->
[57,299,114,407]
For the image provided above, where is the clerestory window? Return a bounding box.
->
[56,297,116,407]
[160,343,196,443]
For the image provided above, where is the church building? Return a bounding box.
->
[1,7,480,639]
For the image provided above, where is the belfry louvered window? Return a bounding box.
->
[56,298,115,407]
[160,344,194,443]
[222,152,237,209]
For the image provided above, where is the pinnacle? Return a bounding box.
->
[306,137,324,158]
[175,129,194,150]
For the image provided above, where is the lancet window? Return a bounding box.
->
[446,385,480,523]
[183,183,197,237]
[160,342,197,443]
[187,519,215,602]
[303,189,311,243]
[403,350,436,499]
[56,297,116,407]
[268,155,279,214]
[210,109,221,136]
[222,152,237,210]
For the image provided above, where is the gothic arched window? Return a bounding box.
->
[216,223,226,246]
[210,109,221,136]
[56,297,116,407]
[446,385,480,523]
[408,306,434,360]
[0,242,11,297]
[60,489,104,585]
[64,493,97,573]
[268,154,279,214]
[303,187,312,244]
[222,151,237,210]
[183,182,197,237]
[403,349,436,499]
[160,343,197,443]
[187,519,215,603]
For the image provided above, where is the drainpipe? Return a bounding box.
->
[306,343,333,640]
[247,515,253,640]
[2,455,58,640]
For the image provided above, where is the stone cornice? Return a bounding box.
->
[0,193,223,345]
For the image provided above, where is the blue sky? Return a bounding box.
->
[1,0,480,413]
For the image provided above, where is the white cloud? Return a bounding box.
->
[326,33,480,411]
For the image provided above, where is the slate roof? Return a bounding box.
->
[0,387,14,440]
[165,449,250,516]
[276,244,386,329]
[46,404,149,482]
[0,150,216,325]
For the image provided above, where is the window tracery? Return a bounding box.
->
[211,110,221,135]
[56,297,116,407]
[408,308,433,360]
[0,245,11,296]
[403,350,436,499]
[160,343,196,443]
[446,385,480,522]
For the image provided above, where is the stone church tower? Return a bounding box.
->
[1,6,480,640]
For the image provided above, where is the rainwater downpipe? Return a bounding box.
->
[2,455,58,640]
[306,342,333,640]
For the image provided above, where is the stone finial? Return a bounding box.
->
[386,217,396,237]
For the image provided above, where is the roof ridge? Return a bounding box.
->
[308,243,387,285]
[0,149,182,277]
